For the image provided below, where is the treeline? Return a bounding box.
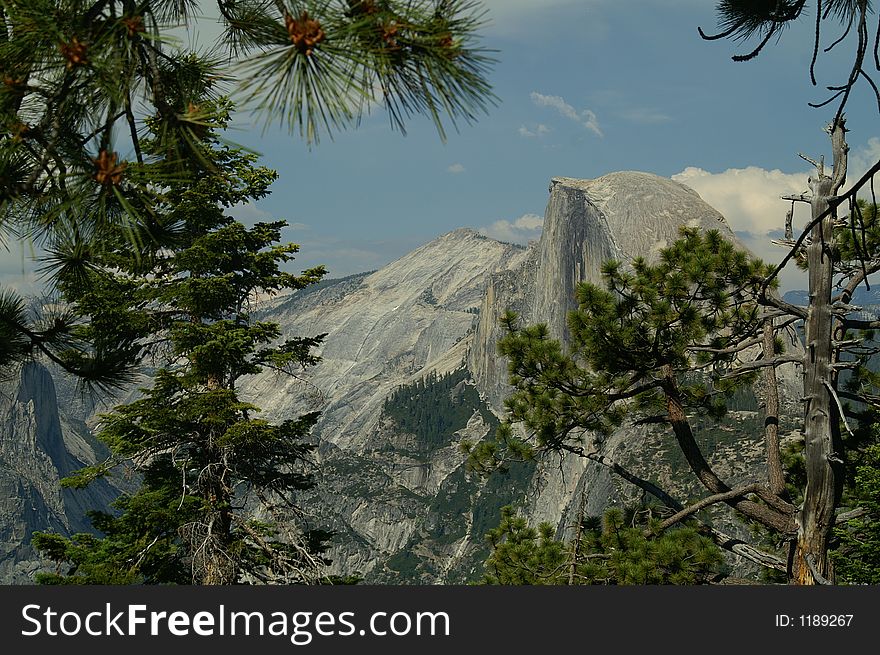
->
[383,369,482,450]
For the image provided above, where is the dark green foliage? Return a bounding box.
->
[34,107,329,585]
[0,0,495,379]
[34,456,200,585]
[467,228,774,471]
[373,370,536,583]
[832,440,880,583]
[482,506,724,585]
[383,368,482,450]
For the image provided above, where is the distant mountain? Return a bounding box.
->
[1,171,803,583]
[0,363,124,582]
[784,286,880,308]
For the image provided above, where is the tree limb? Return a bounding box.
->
[835,507,868,524]
[648,484,761,534]
[583,452,788,572]
[721,355,803,378]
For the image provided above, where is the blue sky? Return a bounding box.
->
[3,0,879,292]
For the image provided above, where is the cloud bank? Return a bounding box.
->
[479,213,544,244]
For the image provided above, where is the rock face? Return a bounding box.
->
[470,172,741,409]
[0,171,799,583]
[249,228,530,445]
[243,229,534,581]
[0,363,119,583]
[533,173,734,342]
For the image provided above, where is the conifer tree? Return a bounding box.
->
[466,229,799,577]
[0,0,495,376]
[481,505,723,586]
[33,101,329,585]
[831,440,880,582]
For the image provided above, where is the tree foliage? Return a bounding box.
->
[468,229,803,579]
[832,441,880,582]
[33,105,330,585]
[467,228,775,467]
[0,0,495,377]
[383,368,484,450]
[482,506,723,586]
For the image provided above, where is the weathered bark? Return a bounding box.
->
[195,372,237,585]
[197,455,236,585]
[791,120,847,584]
[762,320,787,496]
[568,489,586,586]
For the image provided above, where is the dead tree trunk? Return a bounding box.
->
[762,319,787,497]
[790,119,848,585]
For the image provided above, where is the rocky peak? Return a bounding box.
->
[0,363,120,582]
[534,171,738,342]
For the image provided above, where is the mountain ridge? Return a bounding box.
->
[0,170,802,583]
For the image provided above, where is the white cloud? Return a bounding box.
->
[447,163,466,174]
[518,123,551,138]
[672,166,812,290]
[671,138,880,243]
[479,213,544,244]
[530,92,603,137]
[672,166,809,237]
[849,136,880,185]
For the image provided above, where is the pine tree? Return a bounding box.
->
[481,505,723,586]
[832,440,880,583]
[466,229,799,578]
[33,100,329,585]
[0,0,496,376]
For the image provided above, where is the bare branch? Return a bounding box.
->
[721,355,803,378]
[836,507,868,524]
[761,293,808,319]
[649,484,761,534]
[763,155,880,293]
[824,380,854,436]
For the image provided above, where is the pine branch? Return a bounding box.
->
[648,484,761,534]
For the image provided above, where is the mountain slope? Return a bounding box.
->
[0,171,802,583]
[0,363,121,582]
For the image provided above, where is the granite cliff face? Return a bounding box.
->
[1,171,797,583]
[0,363,119,582]
[534,173,733,340]
[244,229,533,581]
[470,172,742,411]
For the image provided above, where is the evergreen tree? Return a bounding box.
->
[832,438,880,583]
[0,0,496,376]
[482,506,723,586]
[466,229,800,578]
[33,101,329,585]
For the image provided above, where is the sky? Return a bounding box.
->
[3,0,879,293]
